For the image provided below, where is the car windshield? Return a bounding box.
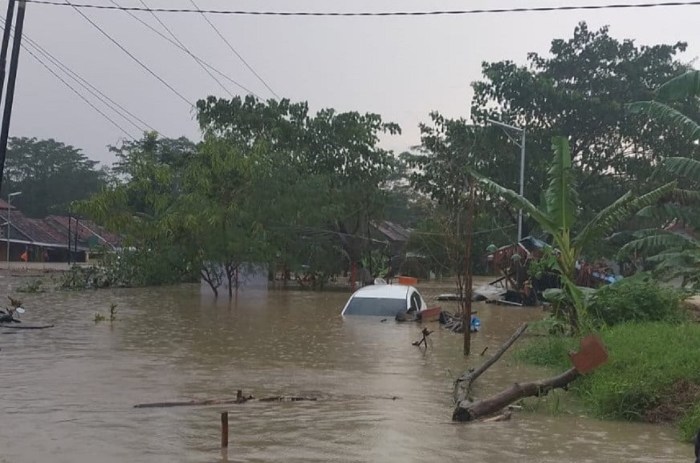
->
[343,297,407,316]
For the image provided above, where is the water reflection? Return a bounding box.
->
[0,282,692,462]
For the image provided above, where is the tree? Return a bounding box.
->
[196,95,401,282]
[620,71,700,288]
[76,134,199,286]
[474,136,676,330]
[2,137,107,217]
[470,22,696,227]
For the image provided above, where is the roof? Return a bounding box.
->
[372,220,411,242]
[0,199,16,210]
[349,283,412,300]
[45,215,121,249]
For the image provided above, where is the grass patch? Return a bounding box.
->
[517,322,700,441]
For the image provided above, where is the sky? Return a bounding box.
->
[5,0,700,165]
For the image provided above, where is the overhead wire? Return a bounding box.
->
[17,29,159,134]
[188,0,279,99]
[17,40,136,139]
[103,0,261,98]
[22,0,700,16]
[63,0,193,107]
[133,0,233,98]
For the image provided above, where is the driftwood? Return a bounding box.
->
[453,367,580,422]
[134,390,316,408]
[1,324,54,330]
[453,323,529,404]
[412,328,433,347]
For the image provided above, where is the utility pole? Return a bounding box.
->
[0,0,17,104]
[463,175,475,356]
[0,0,27,194]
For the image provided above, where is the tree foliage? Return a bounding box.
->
[474,137,676,330]
[2,137,108,217]
[470,22,696,223]
[79,97,402,295]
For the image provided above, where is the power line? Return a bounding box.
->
[9,24,159,134]
[103,0,261,98]
[133,0,233,98]
[21,0,700,16]
[19,41,136,139]
[189,0,279,99]
[64,0,193,106]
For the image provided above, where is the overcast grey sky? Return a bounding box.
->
[7,0,700,165]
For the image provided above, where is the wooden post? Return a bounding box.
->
[463,175,476,356]
[220,411,229,448]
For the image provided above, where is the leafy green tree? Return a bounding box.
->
[474,136,676,330]
[621,71,700,287]
[77,135,199,286]
[2,137,108,217]
[196,95,401,279]
[470,22,696,226]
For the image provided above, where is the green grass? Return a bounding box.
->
[517,322,700,441]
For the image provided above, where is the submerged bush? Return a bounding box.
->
[587,274,685,327]
[60,248,198,290]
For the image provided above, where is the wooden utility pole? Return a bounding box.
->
[463,175,475,356]
[0,0,27,194]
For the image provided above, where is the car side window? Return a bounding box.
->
[409,292,420,312]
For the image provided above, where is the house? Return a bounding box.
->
[0,199,121,262]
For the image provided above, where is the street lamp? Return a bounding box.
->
[6,190,21,267]
[487,118,526,242]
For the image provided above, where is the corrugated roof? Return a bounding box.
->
[372,220,411,242]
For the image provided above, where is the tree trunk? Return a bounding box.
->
[454,323,528,404]
[452,367,580,422]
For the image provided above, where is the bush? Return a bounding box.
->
[587,274,685,327]
[517,322,700,435]
[60,248,198,290]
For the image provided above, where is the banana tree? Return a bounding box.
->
[628,70,700,141]
[472,136,676,330]
[623,71,700,287]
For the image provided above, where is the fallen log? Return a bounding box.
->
[134,390,316,408]
[452,335,608,422]
[453,367,579,422]
[453,323,529,404]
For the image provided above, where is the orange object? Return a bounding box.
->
[20,251,28,262]
[569,335,608,374]
[397,275,418,286]
[419,306,442,322]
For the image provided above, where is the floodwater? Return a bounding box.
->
[0,279,693,462]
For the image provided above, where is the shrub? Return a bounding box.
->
[517,322,700,433]
[587,274,685,327]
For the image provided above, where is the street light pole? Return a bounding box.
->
[486,118,526,242]
[6,190,20,268]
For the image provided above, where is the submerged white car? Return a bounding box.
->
[341,284,428,317]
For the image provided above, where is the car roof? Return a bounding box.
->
[350,284,413,299]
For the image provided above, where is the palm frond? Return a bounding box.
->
[656,70,700,101]
[618,229,696,258]
[576,181,676,249]
[665,157,700,182]
[545,136,576,231]
[627,101,700,141]
[470,170,557,235]
[574,191,633,249]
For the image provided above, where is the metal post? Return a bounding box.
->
[463,175,475,356]
[486,118,526,242]
[0,0,26,195]
[6,194,10,267]
[67,213,71,264]
[518,129,526,241]
[0,0,17,103]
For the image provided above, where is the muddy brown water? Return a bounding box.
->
[0,279,693,462]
